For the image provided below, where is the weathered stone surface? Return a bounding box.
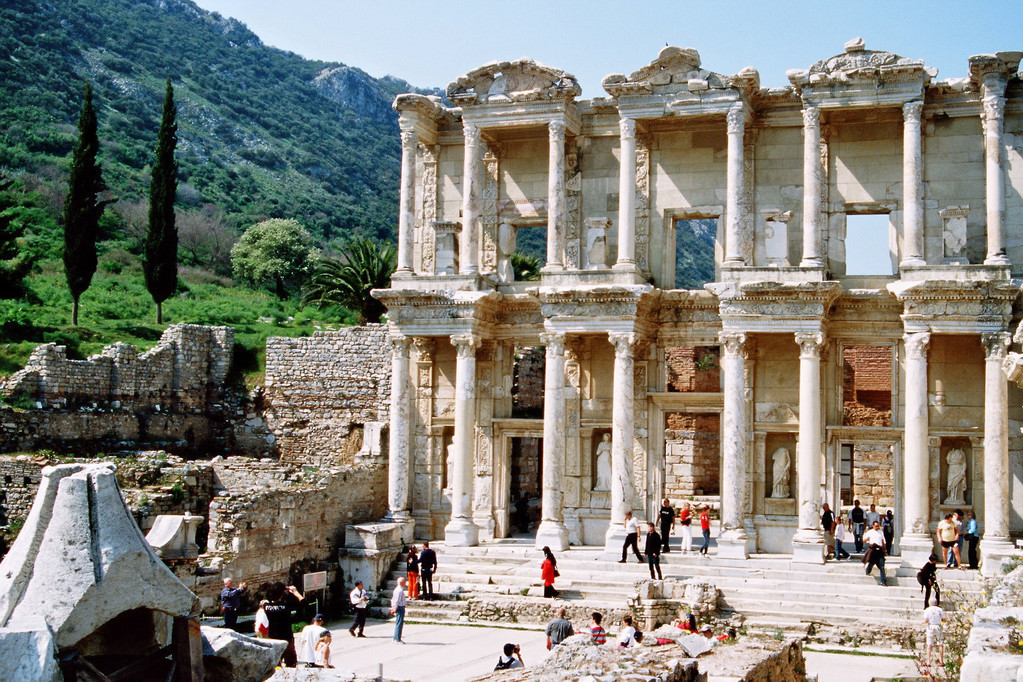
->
[0,617,60,682]
[147,512,204,559]
[201,625,287,682]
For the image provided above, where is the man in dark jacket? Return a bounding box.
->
[419,541,437,599]
[644,523,663,580]
[658,498,675,553]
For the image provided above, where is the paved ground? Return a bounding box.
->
[310,618,919,681]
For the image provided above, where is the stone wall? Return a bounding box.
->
[666,346,721,393]
[665,413,721,497]
[263,326,391,465]
[851,443,895,508]
[843,345,892,426]
[511,346,544,416]
[0,457,42,523]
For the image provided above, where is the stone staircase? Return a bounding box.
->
[370,538,984,632]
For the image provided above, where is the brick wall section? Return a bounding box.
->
[666,346,721,392]
[851,443,895,508]
[843,346,892,427]
[263,325,391,466]
[512,346,544,416]
[665,413,720,496]
[0,458,43,522]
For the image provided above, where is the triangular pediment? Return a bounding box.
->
[447,58,581,106]
[603,46,759,99]
[788,38,935,91]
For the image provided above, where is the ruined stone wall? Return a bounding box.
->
[263,326,391,465]
[843,345,892,426]
[851,443,895,508]
[0,457,42,522]
[511,346,544,416]
[665,346,721,392]
[665,413,721,497]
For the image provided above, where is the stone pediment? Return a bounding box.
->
[602,46,759,99]
[788,38,935,93]
[446,59,581,106]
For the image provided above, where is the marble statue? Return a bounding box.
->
[945,448,967,505]
[445,442,455,490]
[594,433,612,491]
[771,447,791,498]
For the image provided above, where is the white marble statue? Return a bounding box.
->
[594,433,612,491]
[771,447,791,498]
[945,448,967,505]
[445,442,455,490]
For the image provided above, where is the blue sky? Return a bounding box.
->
[192,0,1022,95]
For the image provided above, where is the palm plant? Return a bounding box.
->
[302,237,396,323]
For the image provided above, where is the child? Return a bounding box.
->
[254,600,269,638]
[314,631,334,669]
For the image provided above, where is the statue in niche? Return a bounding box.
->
[593,433,612,491]
[945,449,967,505]
[444,442,455,490]
[771,447,791,498]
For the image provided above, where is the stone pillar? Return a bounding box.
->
[444,333,480,546]
[792,332,826,563]
[800,105,824,267]
[982,77,1008,265]
[460,122,482,275]
[614,117,637,271]
[396,130,417,274]
[982,332,1013,574]
[384,335,414,541]
[718,331,749,558]
[900,332,932,566]
[544,120,566,271]
[724,103,746,266]
[604,332,636,554]
[901,101,925,267]
[536,331,569,550]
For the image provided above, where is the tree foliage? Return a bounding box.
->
[0,176,33,299]
[144,79,178,323]
[302,237,395,323]
[231,218,315,298]
[62,81,110,325]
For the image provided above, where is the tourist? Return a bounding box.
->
[953,509,966,569]
[494,642,524,670]
[419,541,437,598]
[917,553,941,608]
[314,631,334,669]
[678,502,693,554]
[964,510,980,569]
[924,597,946,669]
[833,513,850,560]
[390,577,408,643]
[699,506,712,556]
[865,503,881,529]
[588,612,607,645]
[673,612,698,633]
[863,520,887,586]
[298,614,328,668]
[821,503,835,558]
[349,580,369,637]
[616,614,638,648]
[850,500,865,553]
[219,577,247,630]
[541,545,560,598]
[254,600,270,637]
[264,582,306,667]
[619,511,644,563]
[644,522,663,579]
[936,513,958,568]
[406,545,420,599]
[545,606,574,649]
[658,498,675,552]
[882,509,895,554]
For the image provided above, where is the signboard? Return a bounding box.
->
[303,571,327,592]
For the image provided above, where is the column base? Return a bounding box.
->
[717,529,749,560]
[603,524,627,557]
[535,520,569,552]
[612,261,637,272]
[444,517,479,547]
[791,529,826,564]
[980,537,1015,577]
[540,263,565,274]
[897,532,934,568]
[799,258,824,268]
[899,257,926,268]
[383,511,416,545]
[984,254,1011,266]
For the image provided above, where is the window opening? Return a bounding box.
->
[844,214,893,276]
[839,444,854,506]
[674,218,717,289]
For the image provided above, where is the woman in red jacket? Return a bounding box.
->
[541,545,559,598]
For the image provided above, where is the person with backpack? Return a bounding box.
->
[918,553,940,608]
[849,500,866,553]
[494,642,523,670]
[881,509,895,554]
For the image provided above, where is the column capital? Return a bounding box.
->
[619,117,636,140]
[412,336,435,357]
[903,331,931,359]
[389,334,413,358]
[902,100,924,123]
[726,102,748,134]
[718,331,747,358]
[795,331,825,358]
[982,87,1006,125]
[801,104,820,129]
[540,331,566,356]
[983,331,1011,361]
[451,333,481,358]
[608,331,637,357]
[463,120,481,144]
[548,119,567,141]
[400,129,418,151]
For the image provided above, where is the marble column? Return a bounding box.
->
[460,122,482,275]
[444,333,480,546]
[718,331,749,558]
[614,117,637,271]
[900,332,932,566]
[385,335,414,541]
[545,120,566,271]
[536,331,569,550]
[800,105,824,268]
[604,332,636,554]
[982,76,1009,265]
[901,101,925,267]
[396,129,417,274]
[981,332,1013,574]
[724,103,746,266]
[792,332,826,563]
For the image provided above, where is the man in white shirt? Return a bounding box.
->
[924,598,945,668]
[390,577,407,643]
[298,614,328,668]
[863,520,887,586]
[616,614,638,648]
[348,580,369,637]
[618,511,644,563]
[865,503,881,529]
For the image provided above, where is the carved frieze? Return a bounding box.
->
[708,281,842,324]
[634,135,651,273]
[481,147,499,275]
[888,279,1018,332]
[420,145,439,274]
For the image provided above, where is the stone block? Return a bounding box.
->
[201,625,287,682]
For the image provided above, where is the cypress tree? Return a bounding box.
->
[63,81,108,325]
[145,79,178,324]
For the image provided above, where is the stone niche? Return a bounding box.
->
[940,206,970,264]
[433,221,460,275]
[590,427,612,493]
[584,217,610,269]
[763,432,796,515]
[939,436,973,508]
[762,210,792,266]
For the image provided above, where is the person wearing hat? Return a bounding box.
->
[298,614,328,667]
[493,642,524,670]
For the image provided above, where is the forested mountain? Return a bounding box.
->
[0,0,437,241]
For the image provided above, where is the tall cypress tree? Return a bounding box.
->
[145,79,178,324]
[63,81,108,325]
